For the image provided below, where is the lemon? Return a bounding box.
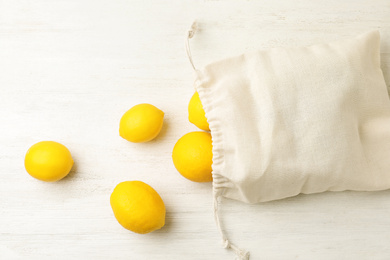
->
[110,181,166,234]
[172,131,213,182]
[188,92,210,131]
[24,141,74,182]
[119,104,164,143]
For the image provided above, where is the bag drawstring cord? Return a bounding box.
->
[214,194,250,260]
[186,20,250,260]
[185,21,198,71]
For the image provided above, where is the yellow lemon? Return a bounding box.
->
[188,92,210,131]
[172,131,213,182]
[110,181,166,234]
[24,141,74,182]
[119,104,164,143]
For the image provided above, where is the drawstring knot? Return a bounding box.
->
[222,238,230,249]
[188,22,197,38]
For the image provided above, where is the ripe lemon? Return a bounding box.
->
[110,181,166,234]
[188,92,210,131]
[24,141,74,182]
[172,131,213,182]
[119,104,164,143]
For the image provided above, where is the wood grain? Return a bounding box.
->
[1,0,390,259]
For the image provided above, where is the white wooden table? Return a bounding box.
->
[1,0,390,259]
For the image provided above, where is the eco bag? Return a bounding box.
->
[185,22,390,259]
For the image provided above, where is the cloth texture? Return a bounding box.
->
[195,30,390,204]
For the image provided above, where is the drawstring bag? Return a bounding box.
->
[186,22,390,259]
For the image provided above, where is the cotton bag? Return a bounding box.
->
[186,23,390,259]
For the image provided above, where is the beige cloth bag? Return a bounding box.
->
[186,23,390,259]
